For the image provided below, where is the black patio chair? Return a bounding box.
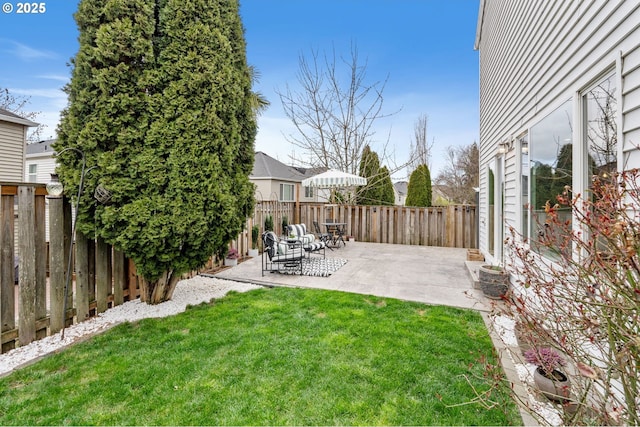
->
[261,231,304,276]
[312,221,332,248]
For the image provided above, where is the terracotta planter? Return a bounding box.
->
[533,367,571,402]
[479,264,509,299]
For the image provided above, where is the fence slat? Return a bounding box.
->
[75,230,90,322]
[127,259,138,301]
[95,237,110,313]
[34,194,47,339]
[18,186,36,346]
[113,249,126,306]
[0,192,16,352]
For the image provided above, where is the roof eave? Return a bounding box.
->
[0,114,39,127]
[474,0,486,51]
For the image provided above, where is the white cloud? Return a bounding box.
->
[11,87,65,99]
[36,74,70,83]
[6,40,57,61]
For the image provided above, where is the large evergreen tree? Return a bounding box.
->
[405,164,432,207]
[357,145,381,205]
[56,0,256,304]
[356,145,395,205]
[379,166,395,206]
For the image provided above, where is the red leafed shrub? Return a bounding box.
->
[493,169,640,425]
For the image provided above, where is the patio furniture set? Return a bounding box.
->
[261,222,347,276]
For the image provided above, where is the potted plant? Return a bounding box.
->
[264,215,274,232]
[478,264,509,299]
[524,347,571,402]
[224,248,239,267]
[248,225,260,257]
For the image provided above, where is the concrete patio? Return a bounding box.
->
[213,241,490,312]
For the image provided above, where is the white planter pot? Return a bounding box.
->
[248,248,259,257]
[224,258,238,267]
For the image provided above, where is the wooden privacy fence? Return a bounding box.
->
[0,183,139,354]
[246,202,477,249]
[1,183,476,354]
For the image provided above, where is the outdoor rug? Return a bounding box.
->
[281,257,348,277]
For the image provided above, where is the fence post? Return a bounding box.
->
[63,198,74,326]
[48,195,65,333]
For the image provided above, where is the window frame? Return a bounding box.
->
[518,66,620,260]
[304,186,313,198]
[279,183,294,202]
[28,164,38,183]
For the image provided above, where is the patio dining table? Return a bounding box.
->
[321,222,347,248]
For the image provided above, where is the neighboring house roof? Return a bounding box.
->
[293,166,328,178]
[251,151,306,182]
[26,139,56,157]
[393,181,408,196]
[0,107,39,127]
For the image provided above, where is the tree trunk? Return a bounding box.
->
[139,270,181,304]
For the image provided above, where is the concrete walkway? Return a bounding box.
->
[213,241,537,426]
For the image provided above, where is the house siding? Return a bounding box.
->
[623,42,640,164]
[477,0,640,262]
[24,154,57,242]
[24,156,57,183]
[0,121,26,182]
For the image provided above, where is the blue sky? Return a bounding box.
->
[0,0,480,178]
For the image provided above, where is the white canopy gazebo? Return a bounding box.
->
[302,169,367,204]
[301,169,367,188]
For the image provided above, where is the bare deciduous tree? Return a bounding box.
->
[407,114,434,175]
[436,142,479,204]
[0,87,45,142]
[278,44,401,176]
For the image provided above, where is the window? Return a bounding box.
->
[487,165,495,256]
[519,132,529,240]
[529,99,573,255]
[523,71,619,258]
[584,73,617,184]
[280,183,294,201]
[583,72,618,252]
[28,164,37,182]
[304,186,314,198]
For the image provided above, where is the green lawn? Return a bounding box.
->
[0,287,520,425]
